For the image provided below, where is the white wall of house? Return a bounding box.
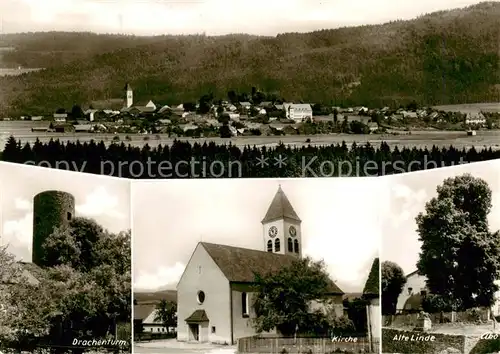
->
[231,288,260,341]
[368,298,380,341]
[176,244,231,344]
[396,273,427,312]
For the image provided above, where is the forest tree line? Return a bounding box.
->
[2,136,500,178]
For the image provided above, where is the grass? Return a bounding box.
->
[432,103,500,113]
[3,131,500,151]
[393,322,499,336]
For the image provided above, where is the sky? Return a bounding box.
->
[132,178,381,293]
[381,160,500,276]
[0,162,131,261]
[0,0,484,36]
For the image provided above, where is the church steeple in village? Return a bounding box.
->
[261,185,302,258]
[124,83,133,108]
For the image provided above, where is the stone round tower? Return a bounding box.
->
[32,190,75,266]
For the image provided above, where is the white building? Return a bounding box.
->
[125,83,133,108]
[283,103,313,122]
[465,111,486,125]
[176,186,344,345]
[396,270,427,313]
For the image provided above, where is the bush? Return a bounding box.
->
[331,316,356,334]
[466,307,482,323]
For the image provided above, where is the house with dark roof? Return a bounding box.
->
[134,304,175,334]
[176,186,344,345]
[362,258,380,347]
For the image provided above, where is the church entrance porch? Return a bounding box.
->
[185,309,210,342]
[188,324,199,341]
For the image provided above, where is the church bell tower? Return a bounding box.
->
[261,185,302,258]
[124,83,133,108]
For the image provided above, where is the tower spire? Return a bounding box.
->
[261,185,301,224]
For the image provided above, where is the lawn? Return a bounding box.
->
[394,322,500,336]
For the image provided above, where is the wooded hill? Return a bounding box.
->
[0,1,498,116]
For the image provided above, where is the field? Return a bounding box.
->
[2,121,500,151]
[432,103,500,113]
[0,68,42,76]
[2,130,500,151]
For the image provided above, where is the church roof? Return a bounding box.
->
[185,309,209,323]
[124,83,132,91]
[362,258,379,298]
[261,186,301,223]
[200,242,343,294]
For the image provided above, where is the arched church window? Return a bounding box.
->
[288,238,293,252]
[267,240,272,252]
[294,239,299,253]
[274,238,280,252]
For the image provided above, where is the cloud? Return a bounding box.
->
[76,187,124,219]
[390,184,428,225]
[2,212,33,247]
[1,198,33,258]
[14,198,32,211]
[134,262,185,290]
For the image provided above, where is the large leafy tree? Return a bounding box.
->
[4,218,131,346]
[252,257,335,336]
[154,300,177,334]
[381,261,406,315]
[416,174,500,310]
[0,245,23,343]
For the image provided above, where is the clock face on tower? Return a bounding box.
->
[289,225,297,237]
[268,226,278,237]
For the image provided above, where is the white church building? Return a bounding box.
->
[176,186,345,345]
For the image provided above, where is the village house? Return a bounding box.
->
[465,111,486,125]
[84,109,98,122]
[53,112,67,122]
[157,105,171,114]
[396,270,428,314]
[283,103,313,122]
[134,305,176,334]
[396,270,500,317]
[239,102,252,110]
[176,186,344,345]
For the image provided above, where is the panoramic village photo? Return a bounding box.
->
[132,178,381,354]
[381,160,500,354]
[0,162,132,353]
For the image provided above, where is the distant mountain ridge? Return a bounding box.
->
[0,1,499,116]
[134,289,177,304]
